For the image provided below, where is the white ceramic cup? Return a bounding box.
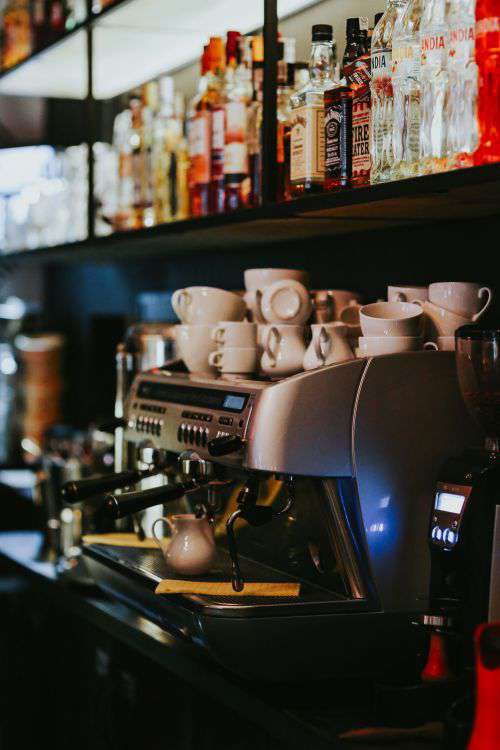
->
[428,282,492,320]
[360,301,423,337]
[303,323,354,370]
[387,285,429,303]
[358,335,422,356]
[172,286,246,324]
[208,347,258,374]
[414,300,470,338]
[424,336,456,351]
[260,325,306,377]
[310,290,363,323]
[176,324,218,374]
[244,268,309,292]
[211,321,257,348]
[260,279,312,326]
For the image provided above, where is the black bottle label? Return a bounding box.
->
[325,93,352,185]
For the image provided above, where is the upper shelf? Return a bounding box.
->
[1,163,499,268]
[0,0,320,100]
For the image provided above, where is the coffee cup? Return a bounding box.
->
[303,323,354,370]
[211,321,257,348]
[428,282,492,321]
[358,335,422,356]
[424,336,455,351]
[387,285,429,303]
[310,289,362,323]
[260,279,312,326]
[360,301,423,337]
[244,268,309,292]
[172,286,246,324]
[208,347,258,374]
[414,300,469,338]
[260,325,306,377]
[176,324,218,374]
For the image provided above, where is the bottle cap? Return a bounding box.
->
[312,24,333,42]
[346,17,360,38]
[252,35,264,62]
[209,36,225,72]
[226,30,241,64]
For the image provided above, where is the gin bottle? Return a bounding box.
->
[419,0,449,174]
[474,0,500,165]
[290,25,336,196]
[392,0,423,179]
[370,0,408,183]
[446,0,478,169]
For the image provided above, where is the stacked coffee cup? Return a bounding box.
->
[172,287,247,375]
[420,282,493,351]
[244,268,312,377]
[357,286,425,357]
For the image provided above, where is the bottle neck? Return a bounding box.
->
[309,41,334,86]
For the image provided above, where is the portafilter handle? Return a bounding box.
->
[104,479,200,519]
[61,467,162,504]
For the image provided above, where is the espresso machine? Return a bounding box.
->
[64,351,481,682]
[424,324,500,675]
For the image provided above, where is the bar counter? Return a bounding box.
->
[0,531,442,750]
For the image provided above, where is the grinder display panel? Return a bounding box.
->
[431,482,473,550]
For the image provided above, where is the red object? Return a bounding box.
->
[421,631,454,682]
[468,622,500,750]
[475,1,500,165]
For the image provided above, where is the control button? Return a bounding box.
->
[177,424,184,443]
[431,526,442,541]
[201,429,207,447]
[195,428,201,446]
[444,529,457,546]
[219,416,233,426]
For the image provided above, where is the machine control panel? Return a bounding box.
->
[430,482,473,550]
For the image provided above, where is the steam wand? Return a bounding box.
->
[226,476,295,592]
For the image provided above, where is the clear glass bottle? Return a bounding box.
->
[172,93,190,221]
[152,76,178,225]
[419,0,449,174]
[392,0,424,179]
[370,0,409,183]
[187,46,211,218]
[446,0,478,169]
[290,24,336,196]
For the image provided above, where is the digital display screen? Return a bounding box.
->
[137,381,248,412]
[435,492,466,515]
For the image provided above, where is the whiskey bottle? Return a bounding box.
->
[290,24,336,197]
[324,83,353,190]
[224,35,252,211]
[342,18,372,187]
[187,46,211,217]
[207,36,226,214]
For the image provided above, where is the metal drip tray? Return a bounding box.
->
[83,543,343,611]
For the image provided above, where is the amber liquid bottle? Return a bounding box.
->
[224,36,252,211]
[187,46,211,217]
[247,35,264,207]
[342,18,371,187]
[277,59,294,201]
[208,36,227,214]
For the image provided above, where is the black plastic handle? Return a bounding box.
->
[207,435,244,457]
[61,468,159,504]
[104,480,198,519]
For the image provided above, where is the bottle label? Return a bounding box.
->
[277,122,285,164]
[224,102,248,177]
[325,94,352,182]
[352,95,371,177]
[344,55,371,95]
[476,16,500,38]
[188,112,210,185]
[448,23,475,63]
[211,107,225,180]
[290,104,324,183]
[371,49,392,80]
[392,42,420,79]
[421,32,447,66]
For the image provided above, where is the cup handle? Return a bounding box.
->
[423,341,438,351]
[208,350,223,368]
[172,289,190,321]
[152,516,174,546]
[211,327,224,344]
[315,327,331,364]
[473,287,492,322]
[265,327,280,366]
[396,292,407,302]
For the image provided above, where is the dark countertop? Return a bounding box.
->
[0,531,442,750]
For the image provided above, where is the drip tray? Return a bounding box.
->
[83,543,344,612]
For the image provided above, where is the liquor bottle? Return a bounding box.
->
[446,0,478,170]
[173,93,190,221]
[370,1,409,184]
[324,83,353,191]
[1,0,32,69]
[152,76,177,225]
[474,0,500,165]
[290,25,336,197]
[131,84,156,228]
[112,94,135,232]
[247,36,264,207]
[224,35,252,211]
[392,0,424,179]
[277,47,294,201]
[47,0,66,45]
[343,18,372,186]
[205,36,226,214]
[419,0,449,174]
[187,46,211,217]
[293,61,310,91]
[31,0,48,50]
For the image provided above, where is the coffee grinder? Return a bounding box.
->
[424,324,500,678]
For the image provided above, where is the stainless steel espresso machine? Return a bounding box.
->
[73,352,478,681]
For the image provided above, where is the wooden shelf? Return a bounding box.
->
[1,163,499,269]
